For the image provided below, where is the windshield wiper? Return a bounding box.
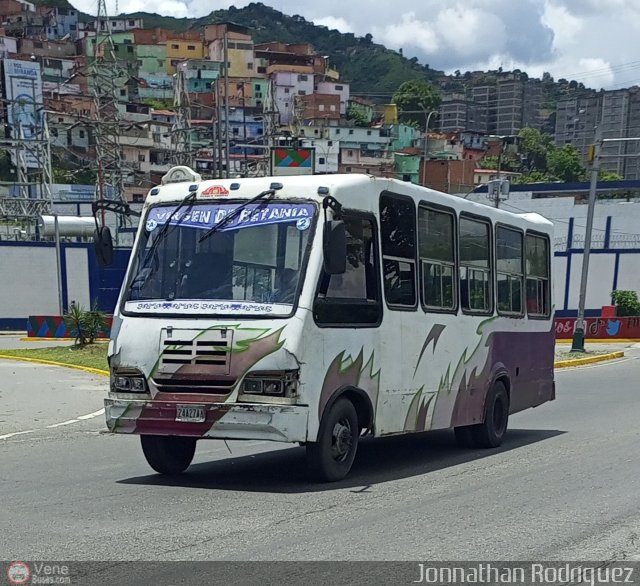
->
[139,190,198,269]
[198,187,278,244]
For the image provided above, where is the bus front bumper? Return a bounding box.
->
[104,398,309,443]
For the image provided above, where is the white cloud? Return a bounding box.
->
[435,5,506,58]
[67,0,640,90]
[312,16,353,33]
[377,12,439,54]
[542,1,583,50]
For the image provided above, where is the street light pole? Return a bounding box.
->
[571,125,603,352]
[420,106,437,187]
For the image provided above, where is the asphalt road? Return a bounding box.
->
[1,350,640,569]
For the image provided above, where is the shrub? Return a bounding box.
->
[610,290,640,317]
[63,301,108,346]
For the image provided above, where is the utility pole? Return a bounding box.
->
[571,126,601,351]
[495,140,503,208]
[239,81,248,176]
[223,29,230,178]
[418,106,437,187]
[215,78,224,178]
[263,79,279,176]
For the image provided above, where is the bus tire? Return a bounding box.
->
[454,381,509,449]
[140,435,197,475]
[306,398,359,482]
[471,380,509,448]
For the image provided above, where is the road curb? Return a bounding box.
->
[554,350,625,369]
[0,354,109,377]
[19,337,109,343]
[0,350,627,377]
[556,338,640,343]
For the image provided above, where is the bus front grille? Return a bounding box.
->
[158,328,233,375]
[152,377,237,394]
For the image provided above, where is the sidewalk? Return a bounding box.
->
[555,339,637,357]
[555,340,635,367]
[0,334,633,365]
[0,334,75,350]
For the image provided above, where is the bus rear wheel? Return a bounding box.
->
[306,398,359,482]
[140,435,197,475]
[454,380,509,449]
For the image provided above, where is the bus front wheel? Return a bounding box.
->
[140,435,197,475]
[306,398,359,482]
[454,380,509,449]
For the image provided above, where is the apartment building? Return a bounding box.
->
[493,75,543,135]
[470,84,495,134]
[165,38,205,74]
[39,6,78,40]
[0,32,17,57]
[554,88,640,179]
[300,137,339,173]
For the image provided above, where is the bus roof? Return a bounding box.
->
[146,169,554,232]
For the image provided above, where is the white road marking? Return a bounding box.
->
[77,409,106,420]
[0,430,36,441]
[2,408,105,438]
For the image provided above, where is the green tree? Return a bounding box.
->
[599,170,623,181]
[52,152,97,185]
[517,127,553,172]
[141,98,174,110]
[346,104,371,127]
[547,144,586,182]
[512,170,554,184]
[392,79,441,130]
[611,290,640,316]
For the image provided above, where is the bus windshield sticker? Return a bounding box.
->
[146,202,315,232]
[296,217,311,231]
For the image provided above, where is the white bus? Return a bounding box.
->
[98,166,555,482]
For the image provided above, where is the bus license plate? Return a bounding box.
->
[176,405,206,423]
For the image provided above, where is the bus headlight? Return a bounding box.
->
[241,371,298,397]
[111,369,148,393]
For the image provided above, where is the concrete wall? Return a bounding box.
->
[0,242,131,329]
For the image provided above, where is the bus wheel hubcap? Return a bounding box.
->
[331,419,352,462]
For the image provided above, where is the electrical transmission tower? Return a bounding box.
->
[172,63,193,168]
[90,0,129,204]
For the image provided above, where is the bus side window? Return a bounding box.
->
[314,215,382,327]
[525,233,551,318]
[418,205,456,312]
[496,225,524,315]
[459,216,492,314]
[379,192,417,309]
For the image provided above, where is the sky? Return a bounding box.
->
[76,0,640,91]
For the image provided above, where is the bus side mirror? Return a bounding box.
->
[323,220,346,275]
[94,226,114,267]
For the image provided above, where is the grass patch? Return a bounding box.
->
[0,344,109,372]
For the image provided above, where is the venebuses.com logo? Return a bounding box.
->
[5,561,71,585]
[6,562,31,585]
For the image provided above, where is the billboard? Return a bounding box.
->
[272,147,315,176]
[2,59,44,169]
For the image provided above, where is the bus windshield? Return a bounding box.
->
[124,200,316,315]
